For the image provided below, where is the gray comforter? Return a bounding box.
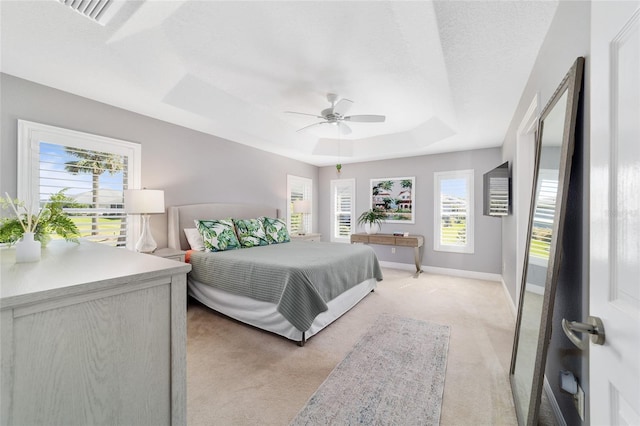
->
[189,241,383,332]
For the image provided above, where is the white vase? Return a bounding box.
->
[364,223,380,235]
[15,232,41,263]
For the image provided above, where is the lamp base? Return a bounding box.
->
[135,214,157,253]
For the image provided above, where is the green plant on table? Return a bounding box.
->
[0,190,80,246]
[357,208,387,227]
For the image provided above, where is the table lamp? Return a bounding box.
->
[124,189,165,253]
[293,200,311,235]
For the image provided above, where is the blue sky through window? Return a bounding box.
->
[441,178,467,198]
[39,142,125,200]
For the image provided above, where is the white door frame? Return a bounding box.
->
[515,95,539,308]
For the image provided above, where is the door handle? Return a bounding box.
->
[562,316,605,350]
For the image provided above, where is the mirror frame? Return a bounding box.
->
[509,56,585,426]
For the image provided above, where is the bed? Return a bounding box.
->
[167,202,382,345]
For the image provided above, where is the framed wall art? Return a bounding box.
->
[369,177,415,223]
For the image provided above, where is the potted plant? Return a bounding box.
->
[357,208,386,234]
[1,190,81,247]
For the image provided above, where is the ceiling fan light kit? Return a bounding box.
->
[286,93,385,135]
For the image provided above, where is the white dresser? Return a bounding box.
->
[0,240,191,426]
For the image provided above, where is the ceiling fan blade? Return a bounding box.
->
[337,122,352,135]
[344,114,386,123]
[285,111,324,119]
[296,121,327,132]
[333,98,353,116]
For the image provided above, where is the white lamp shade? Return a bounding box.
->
[124,189,165,214]
[293,200,311,214]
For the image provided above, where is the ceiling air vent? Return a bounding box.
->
[57,0,120,25]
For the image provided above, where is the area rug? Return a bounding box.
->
[290,313,450,426]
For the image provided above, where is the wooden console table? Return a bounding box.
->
[351,233,424,278]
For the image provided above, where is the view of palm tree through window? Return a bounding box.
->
[39,142,128,246]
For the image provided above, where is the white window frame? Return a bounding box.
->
[434,169,475,254]
[17,120,142,249]
[286,174,312,235]
[330,178,355,243]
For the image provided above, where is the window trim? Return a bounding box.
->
[17,120,142,249]
[330,178,355,243]
[433,169,475,254]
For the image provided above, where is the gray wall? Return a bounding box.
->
[318,148,503,275]
[0,71,501,277]
[0,73,319,248]
[500,2,590,425]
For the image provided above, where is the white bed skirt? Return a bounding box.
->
[188,277,377,342]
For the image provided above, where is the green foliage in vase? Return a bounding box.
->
[357,208,387,227]
[0,190,81,245]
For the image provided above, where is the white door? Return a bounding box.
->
[590,2,640,425]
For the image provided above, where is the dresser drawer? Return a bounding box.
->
[368,235,395,245]
[395,237,420,247]
[350,234,369,243]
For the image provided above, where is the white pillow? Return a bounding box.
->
[184,228,205,251]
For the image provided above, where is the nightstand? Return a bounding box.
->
[152,247,186,262]
[291,233,322,242]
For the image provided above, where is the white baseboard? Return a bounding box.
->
[502,278,517,319]
[378,261,501,282]
[544,375,567,426]
[378,261,416,272]
[525,282,545,295]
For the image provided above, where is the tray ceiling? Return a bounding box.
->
[0,1,558,166]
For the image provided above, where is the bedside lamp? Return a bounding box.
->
[293,200,311,235]
[124,189,165,253]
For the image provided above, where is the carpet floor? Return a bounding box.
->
[290,314,450,425]
[187,268,518,425]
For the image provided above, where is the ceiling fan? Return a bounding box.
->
[285,93,385,135]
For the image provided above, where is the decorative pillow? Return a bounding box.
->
[194,219,241,252]
[259,216,290,244]
[233,218,269,248]
[184,228,205,251]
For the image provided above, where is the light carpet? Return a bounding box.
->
[289,313,450,426]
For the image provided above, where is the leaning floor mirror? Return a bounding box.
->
[509,56,585,426]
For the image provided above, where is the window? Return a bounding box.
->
[286,175,312,235]
[18,120,141,248]
[434,169,474,253]
[529,169,558,266]
[330,178,355,243]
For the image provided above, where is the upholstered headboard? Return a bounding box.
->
[167,203,279,250]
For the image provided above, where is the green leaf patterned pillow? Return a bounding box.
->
[233,218,269,248]
[194,219,241,252]
[259,216,290,244]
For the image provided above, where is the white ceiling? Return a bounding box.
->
[0,0,558,166]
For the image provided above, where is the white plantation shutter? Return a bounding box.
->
[529,169,559,264]
[41,144,129,245]
[18,120,141,249]
[434,170,474,253]
[330,179,355,243]
[286,175,312,234]
[488,176,510,216]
